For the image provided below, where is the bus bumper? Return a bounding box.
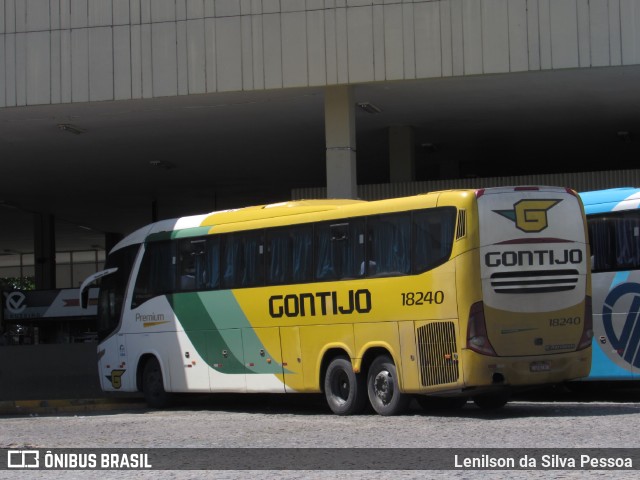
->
[460,347,592,387]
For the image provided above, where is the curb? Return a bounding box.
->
[0,398,146,415]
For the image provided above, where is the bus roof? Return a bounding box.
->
[110,186,576,253]
[111,199,367,252]
[579,187,640,214]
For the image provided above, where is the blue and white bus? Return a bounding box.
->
[579,187,640,381]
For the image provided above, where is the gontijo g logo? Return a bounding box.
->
[494,199,561,233]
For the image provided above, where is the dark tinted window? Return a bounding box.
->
[132,241,176,308]
[367,213,411,276]
[315,219,365,281]
[412,207,456,273]
[221,230,265,288]
[97,244,139,341]
[267,224,313,285]
[588,210,640,272]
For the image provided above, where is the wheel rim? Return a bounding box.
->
[373,369,394,405]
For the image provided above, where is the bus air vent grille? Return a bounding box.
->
[455,209,467,240]
[490,269,579,294]
[416,321,459,387]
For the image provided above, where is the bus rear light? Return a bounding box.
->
[466,301,497,356]
[577,296,593,351]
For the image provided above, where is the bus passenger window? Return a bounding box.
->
[367,213,410,276]
[177,239,206,291]
[205,237,220,290]
[241,231,265,287]
[315,220,365,281]
[315,223,336,280]
[267,228,291,285]
[291,225,313,283]
[412,207,455,273]
[222,231,265,288]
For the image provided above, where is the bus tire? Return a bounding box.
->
[416,395,468,411]
[324,356,367,415]
[142,357,174,409]
[367,355,410,416]
[473,391,510,410]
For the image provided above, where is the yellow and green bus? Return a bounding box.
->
[81,186,592,415]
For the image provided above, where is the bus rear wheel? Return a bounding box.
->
[324,356,367,415]
[367,355,410,416]
[142,357,174,409]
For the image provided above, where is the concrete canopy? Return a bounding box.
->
[1,65,639,254]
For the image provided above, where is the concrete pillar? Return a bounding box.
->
[34,213,56,289]
[325,85,357,199]
[389,126,415,182]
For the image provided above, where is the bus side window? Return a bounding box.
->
[267,228,290,285]
[315,223,336,281]
[614,213,640,270]
[315,220,365,281]
[241,231,265,287]
[367,213,410,276]
[587,217,612,272]
[586,213,640,273]
[205,237,220,290]
[412,207,456,273]
[177,239,206,291]
[266,224,313,286]
[222,231,265,289]
[291,225,313,283]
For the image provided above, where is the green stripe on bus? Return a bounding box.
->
[168,291,285,375]
[168,292,248,374]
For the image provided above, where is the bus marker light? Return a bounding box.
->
[267,359,272,364]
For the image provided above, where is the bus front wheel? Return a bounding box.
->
[324,356,367,415]
[367,355,410,416]
[142,357,174,409]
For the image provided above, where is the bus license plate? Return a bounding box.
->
[530,361,550,372]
